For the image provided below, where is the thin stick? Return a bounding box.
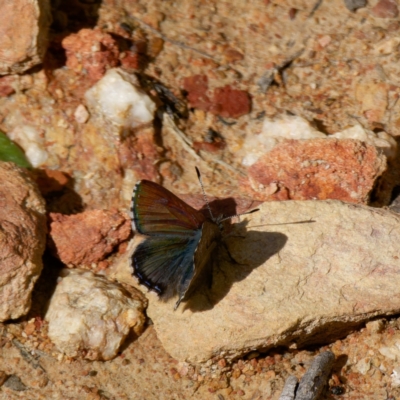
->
[199,151,247,177]
[258,48,305,93]
[130,15,219,63]
[163,114,202,162]
[308,0,323,18]
[249,219,315,228]
[279,375,298,400]
[12,339,46,372]
[295,351,335,400]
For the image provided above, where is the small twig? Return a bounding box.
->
[164,114,245,177]
[199,151,246,177]
[164,113,193,147]
[308,0,324,18]
[12,339,46,372]
[130,15,220,63]
[277,351,335,399]
[249,219,316,229]
[295,351,335,400]
[217,116,237,126]
[163,114,202,162]
[279,375,298,400]
[258,48,305,93]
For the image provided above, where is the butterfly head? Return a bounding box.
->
[195,167,259,230]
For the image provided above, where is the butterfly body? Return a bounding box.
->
[130,180,221,309]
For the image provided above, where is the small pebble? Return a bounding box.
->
[343,0,367,12]
[372,0,399,18]
[74,104,90,124]
[366,319,385,334]
[3,375,26,391]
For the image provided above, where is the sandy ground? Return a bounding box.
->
[2,0,400,399]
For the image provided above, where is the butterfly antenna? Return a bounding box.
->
[219,208,260,223]
[195,167,215,221]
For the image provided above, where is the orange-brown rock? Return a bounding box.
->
[211,85,251,118]
[0,76,15,97]
[49,210,131,266]
[182,74,211,111]
[183,75,251,118]
[120,50,141,71]
[62,28,119,81]
[246,139,386,204]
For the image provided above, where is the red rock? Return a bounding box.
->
[224,48,244,63]
[372,0,398,18]
[48,210,131,266]
[182,74,211,110]
[62,28,120,81]
[0,76,15,97]
[34,316,44,330]
[246,139,386,204]
[211,85,251,118]
[288,8,297,20]
[183,75,251,118]
[120,50,141,71]
[192,140,226,153]
[0,85,14,97]
[97,260,109,270]
[24,321,35,336]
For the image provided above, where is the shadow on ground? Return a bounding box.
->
[185,221,288,312]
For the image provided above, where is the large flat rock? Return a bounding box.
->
[113,200,400,364]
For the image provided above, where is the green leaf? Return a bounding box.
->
[0,131,31,168]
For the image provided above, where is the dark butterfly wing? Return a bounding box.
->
[131,220,221,309]
[131,231,203,306]
[130,180,206,236]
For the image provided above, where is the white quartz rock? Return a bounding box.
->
[392,367,400,387]
[331,125,397,159]
[45,269,146,360]
[241,115,325,166]
[241,114,397,166]
[8,125,48,167]
[84,68,156,130]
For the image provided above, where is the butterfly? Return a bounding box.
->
[129,168,258,310]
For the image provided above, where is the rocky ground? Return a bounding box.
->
[2,0,400,399]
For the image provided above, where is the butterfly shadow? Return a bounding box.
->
[184,202,288,313]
